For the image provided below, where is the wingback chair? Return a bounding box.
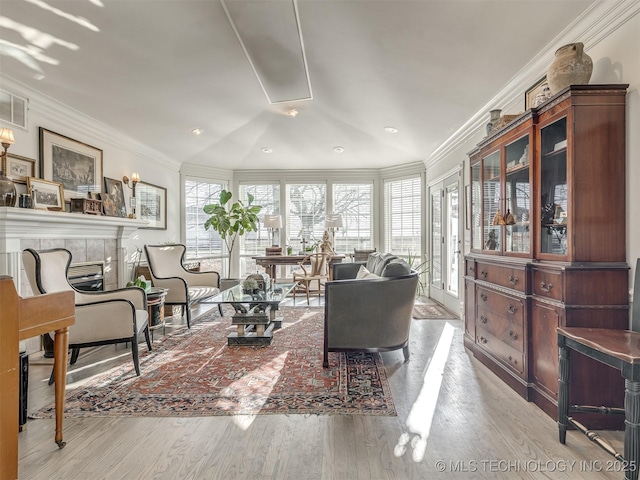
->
[144,244,222,328]
[22,248,151,381]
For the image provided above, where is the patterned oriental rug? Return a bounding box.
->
[412,303,457,319]
[32,307,396,418]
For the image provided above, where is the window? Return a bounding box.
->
[332,183,373,253]
[239,183,280,277]
[184,178,226,273]
[383,176,422,260]
[286,183,327,253]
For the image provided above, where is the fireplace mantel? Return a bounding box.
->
[0,207,148,290]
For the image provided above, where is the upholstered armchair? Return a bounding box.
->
[144,244,222,328]
[323,252,418,368]
[22,248,151,381]
[292,252,331,304]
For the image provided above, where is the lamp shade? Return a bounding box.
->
[325,214,343,228]
[263,214,282,229]
[0,128,15,145]
[131,172,140,183]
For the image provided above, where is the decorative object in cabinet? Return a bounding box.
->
[465,85,629,425]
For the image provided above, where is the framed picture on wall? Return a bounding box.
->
[136,181,167,229]
[5,153,36,184]
[103,177,127,217]
[26,177,65,210]
[39,128,103,198]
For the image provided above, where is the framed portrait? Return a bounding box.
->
[103,177,127,217]
[26,177,65,210]
[524,76,548,110]
[136,181,167,229]
[99,193,118,216]
[5,153,36,184]
[39,128,103,198]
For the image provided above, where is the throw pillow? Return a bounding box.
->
[356,265,381,280]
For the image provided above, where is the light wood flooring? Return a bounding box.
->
[17,298,625,479]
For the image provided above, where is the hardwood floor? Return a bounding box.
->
[18,300,625,479]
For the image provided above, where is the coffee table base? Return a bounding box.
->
[227,304,283,346]
[227,322,276,346]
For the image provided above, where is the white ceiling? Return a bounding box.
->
[0,0,596,171]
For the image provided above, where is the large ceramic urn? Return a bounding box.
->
[547,42,593,95]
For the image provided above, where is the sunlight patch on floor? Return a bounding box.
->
[395,322,455,462]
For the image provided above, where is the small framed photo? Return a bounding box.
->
[39,128,103,198]
[136,181,167,230]
[5,153,36,184]
[26,177,65,210]
[103,177,127,217]
[525,76,548,110]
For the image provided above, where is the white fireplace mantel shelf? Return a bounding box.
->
[0,207,149,288]
[0,207,148,243]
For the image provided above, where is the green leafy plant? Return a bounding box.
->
[127,275,152,292]
[242,277,258,293]
[407,251,430,297]
[203,189,262,278]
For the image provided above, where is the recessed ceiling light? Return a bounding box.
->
[333,146,345,153]
[286,109,299,117]
[261,147,273,154]
[191,128,204,135]
[384,126,399,133]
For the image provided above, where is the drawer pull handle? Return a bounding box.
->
[480,315,488,324]
[540,281,554,293]
[508,330,519,340]
[469,266,475,273]
[507,304,517,314]
[508,355,518,365]
[478,336,488,344]
[479,293,488,301]
[480,270,488,279]
[509,275,519,286]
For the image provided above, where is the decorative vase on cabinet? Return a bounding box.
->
[547,42,593,94]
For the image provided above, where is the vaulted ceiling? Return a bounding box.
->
[0,0,596,170]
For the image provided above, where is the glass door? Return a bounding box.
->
[429,172,461,315]
[539,117,568,257]
[482,151,502,253]
[504,134,531,255]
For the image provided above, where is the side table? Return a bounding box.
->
[146,287,168,340]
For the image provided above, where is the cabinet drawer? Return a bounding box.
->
[476,329,525,376]
[532,269,564,301]
[476,287,525,324]
[476,262,525,292]
[465,259,476,277]
[476,309,524,352]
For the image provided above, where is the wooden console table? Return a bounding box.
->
[558,327,639,480]
[253,254,345,281]
[0,276,75,479]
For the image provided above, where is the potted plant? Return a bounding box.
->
[203,189,262,279]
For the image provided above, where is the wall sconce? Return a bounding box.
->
[0,128,17,207]
[263,214,282,246]
[122,172,140,195]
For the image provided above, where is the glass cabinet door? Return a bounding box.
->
[539,117,568,256]
[504,135,531,254]
[471,163,482,250]
[482,151,501,252]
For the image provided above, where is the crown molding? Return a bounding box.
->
[0,75,181,171]
[425,0,640,169]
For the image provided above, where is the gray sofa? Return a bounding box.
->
[323,252,419,368]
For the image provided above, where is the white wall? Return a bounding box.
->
[427,12,640,325]
[0,80,183,278]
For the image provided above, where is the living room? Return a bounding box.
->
[1,1,640,479]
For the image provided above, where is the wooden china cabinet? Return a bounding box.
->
[464,84,629,425]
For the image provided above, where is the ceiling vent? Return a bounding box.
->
[0,88,27,128]
[221,0,312,104]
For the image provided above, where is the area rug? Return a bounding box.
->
[32,307,396,418]
[412,303,457,319]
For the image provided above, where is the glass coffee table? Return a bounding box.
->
[208,282,297,346]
